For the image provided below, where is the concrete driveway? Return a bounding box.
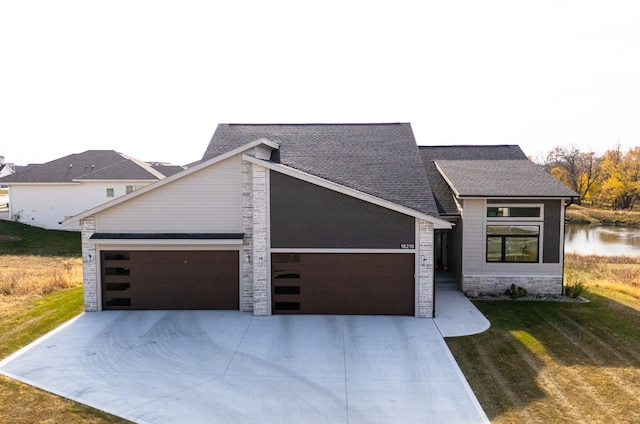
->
[0,310,488,423]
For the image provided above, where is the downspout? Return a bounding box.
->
[561,196,580,294]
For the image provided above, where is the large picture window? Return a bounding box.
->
[486,225,539,263]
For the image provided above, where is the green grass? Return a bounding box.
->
[0,287,84,358]
[447,288,640,423]
[0,220,81,256]
[0,221,129,423]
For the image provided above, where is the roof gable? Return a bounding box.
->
[0,150,164,183]
[204,123,440,216]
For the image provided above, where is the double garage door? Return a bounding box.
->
[101,250,239,310]
[101,251,415,315]
[272,253,415,315]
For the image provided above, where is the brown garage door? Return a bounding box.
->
[271,253,415,315]
[102,250,239,310]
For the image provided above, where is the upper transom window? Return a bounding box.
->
[487,206,540,218]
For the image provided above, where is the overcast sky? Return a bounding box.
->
[1,0,639,166]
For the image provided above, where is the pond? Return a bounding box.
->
[565,224,640,257]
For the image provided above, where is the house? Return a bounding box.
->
[420,145,579,296]
[0,156,16,179]
[0,156,16,218]
[0,150,185,231]
[64,124,578,317]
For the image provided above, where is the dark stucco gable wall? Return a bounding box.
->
[270,171,415,249]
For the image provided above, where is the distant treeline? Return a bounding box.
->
[538,145,640,210]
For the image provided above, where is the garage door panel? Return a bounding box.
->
[102,250,239,310]
[272,253,414,315]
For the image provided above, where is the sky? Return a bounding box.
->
[1,0,639,166]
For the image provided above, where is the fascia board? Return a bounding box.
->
[243,155,452,230]
[71,179,158,183]
[433,161,461,198]
[1,182,79,186]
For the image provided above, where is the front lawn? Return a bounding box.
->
[447,254,640,423]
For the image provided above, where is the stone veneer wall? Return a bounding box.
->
[251,163,269,315]
[463,275,563,296]
[241,161,254,312]
[81,216,99,311]
[417,219,435,318]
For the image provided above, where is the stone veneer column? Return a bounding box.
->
[417,219,435,318]
[240,161,254,312]
[81,216,99,311]
[251,163,269,315]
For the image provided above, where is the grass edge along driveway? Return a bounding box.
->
[0,287,131,424]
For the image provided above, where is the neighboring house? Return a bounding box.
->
[420,145,579,297]
[0,156,16,218]
[0,150,184,231]
[64,124,577,317]
[0,156,16,179]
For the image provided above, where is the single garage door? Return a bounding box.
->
[271,253,415,315]
[101,250,239,310]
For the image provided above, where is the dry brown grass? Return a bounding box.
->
[0,256,82,307]
[567,204,640,227]
[565,253,640,303]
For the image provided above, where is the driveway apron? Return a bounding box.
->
[0,311,489,423]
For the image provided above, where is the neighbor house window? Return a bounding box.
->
[486,225,539,263]
[106,188,114,197]
[126,185,143,194]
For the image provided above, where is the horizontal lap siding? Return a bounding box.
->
[461,199,485,275]
[96,156,242,233]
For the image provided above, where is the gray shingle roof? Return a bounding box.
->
[204,123,440,216]
[151,165,187,177]
[419,145,530,215]
[0,150,163,183]
[436,159,579,198]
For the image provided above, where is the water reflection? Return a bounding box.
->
[565,224,640,257]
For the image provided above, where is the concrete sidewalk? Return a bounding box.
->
[1,297,489,423]
[434,284,491,337]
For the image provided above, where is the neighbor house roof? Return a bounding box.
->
[151,165,187,177]
[419,145,530,215]
[204,123,440,216]
[0,150,166,183]
[435,159,579,198]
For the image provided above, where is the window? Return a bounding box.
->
[106,188,114,197]
[487,206,540,218]
[486,225,539,263]
[125,185,143,194]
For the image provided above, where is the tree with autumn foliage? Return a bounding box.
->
[542,144,640,210]
[542,146,601,202]
[597,145,640,210]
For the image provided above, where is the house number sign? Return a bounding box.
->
[400,243,415,249]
